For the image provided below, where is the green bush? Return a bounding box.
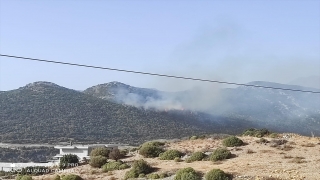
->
[269,133,278,138]
[119,163,130,170]
[186,152,206,162]
[61,174,83,180]
[102,161,122,172]
[222,136,243,147]
[16,175,33,180]
[147,173,160,179]
[190,136,198,140]
[89,155,108,168]
[159,173,168,178]
[159,150,183,160]
[124,159,153,179]
[59,154,79,169]
[205,169,230,180]
[210,148,231,161]
[139,142,164,158]
[109,149,124,160]
[90,147,110,157]
[174,167,201,180]
[174,157,182,162]
[242,128,271,137]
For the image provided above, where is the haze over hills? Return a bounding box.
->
[84,81,320,135]
[0,81,319,145]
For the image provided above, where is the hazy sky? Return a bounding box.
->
[1,0,319,91]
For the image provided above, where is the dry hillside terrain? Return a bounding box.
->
[30,133,320,180]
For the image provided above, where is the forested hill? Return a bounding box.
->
[0,82,250,144]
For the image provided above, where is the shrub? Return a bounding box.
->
[205,169,230,180]
[53,175,61,180]
[119,163,130,170]
[61,174,83,180]
[256,138,269,144]
[102,161,122,172]
[159,150,183,160]
[174,167,201,180]
[174,157,182,162]
[59,154,79,169]
[186,152,206,162]
[124,159,153,179]
[90,147,110,157]
[242,128,270,137]
[109,149,124,160]
[210,148,231,161]
[147,173,160,179]
[269,133,278,138]
[89,155,108,168]
[190,136,198,140]
[159,173,168,178]
[222,136,243,147]
[16,175,33,180]
[139,142,164,158]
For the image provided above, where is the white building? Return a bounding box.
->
[53,144,119,162]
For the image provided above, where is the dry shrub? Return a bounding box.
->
[283,155,293,159]
[289,156,307,163]
[246,149,255,154]
[301,143,315,147]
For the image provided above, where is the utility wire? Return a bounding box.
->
[1,54,320,94]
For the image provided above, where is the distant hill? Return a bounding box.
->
[289,76,320,89]
[85,81,320,136]
[0,82,250,144]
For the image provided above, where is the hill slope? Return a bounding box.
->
[84,81,320,136]
[0,82,250,144]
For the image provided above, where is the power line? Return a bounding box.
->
[1,54,320,94]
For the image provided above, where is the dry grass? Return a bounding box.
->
[31,133,320,180]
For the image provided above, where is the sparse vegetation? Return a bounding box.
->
[174,167,201,180]
[186,152,207,162]
[242,128,271,137]
[210,148,232,161]
[89,155,108,168]
[159,149,183,160]
[205,169,231,180]
[222,136,244,147]
[256,138,269,144]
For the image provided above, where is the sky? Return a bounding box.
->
[0,0,319,91]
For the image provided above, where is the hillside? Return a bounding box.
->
[84,81,320,136]
[0,82,250,144]
[29,132,320,180]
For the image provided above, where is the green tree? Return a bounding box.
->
[59,154,79,169]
